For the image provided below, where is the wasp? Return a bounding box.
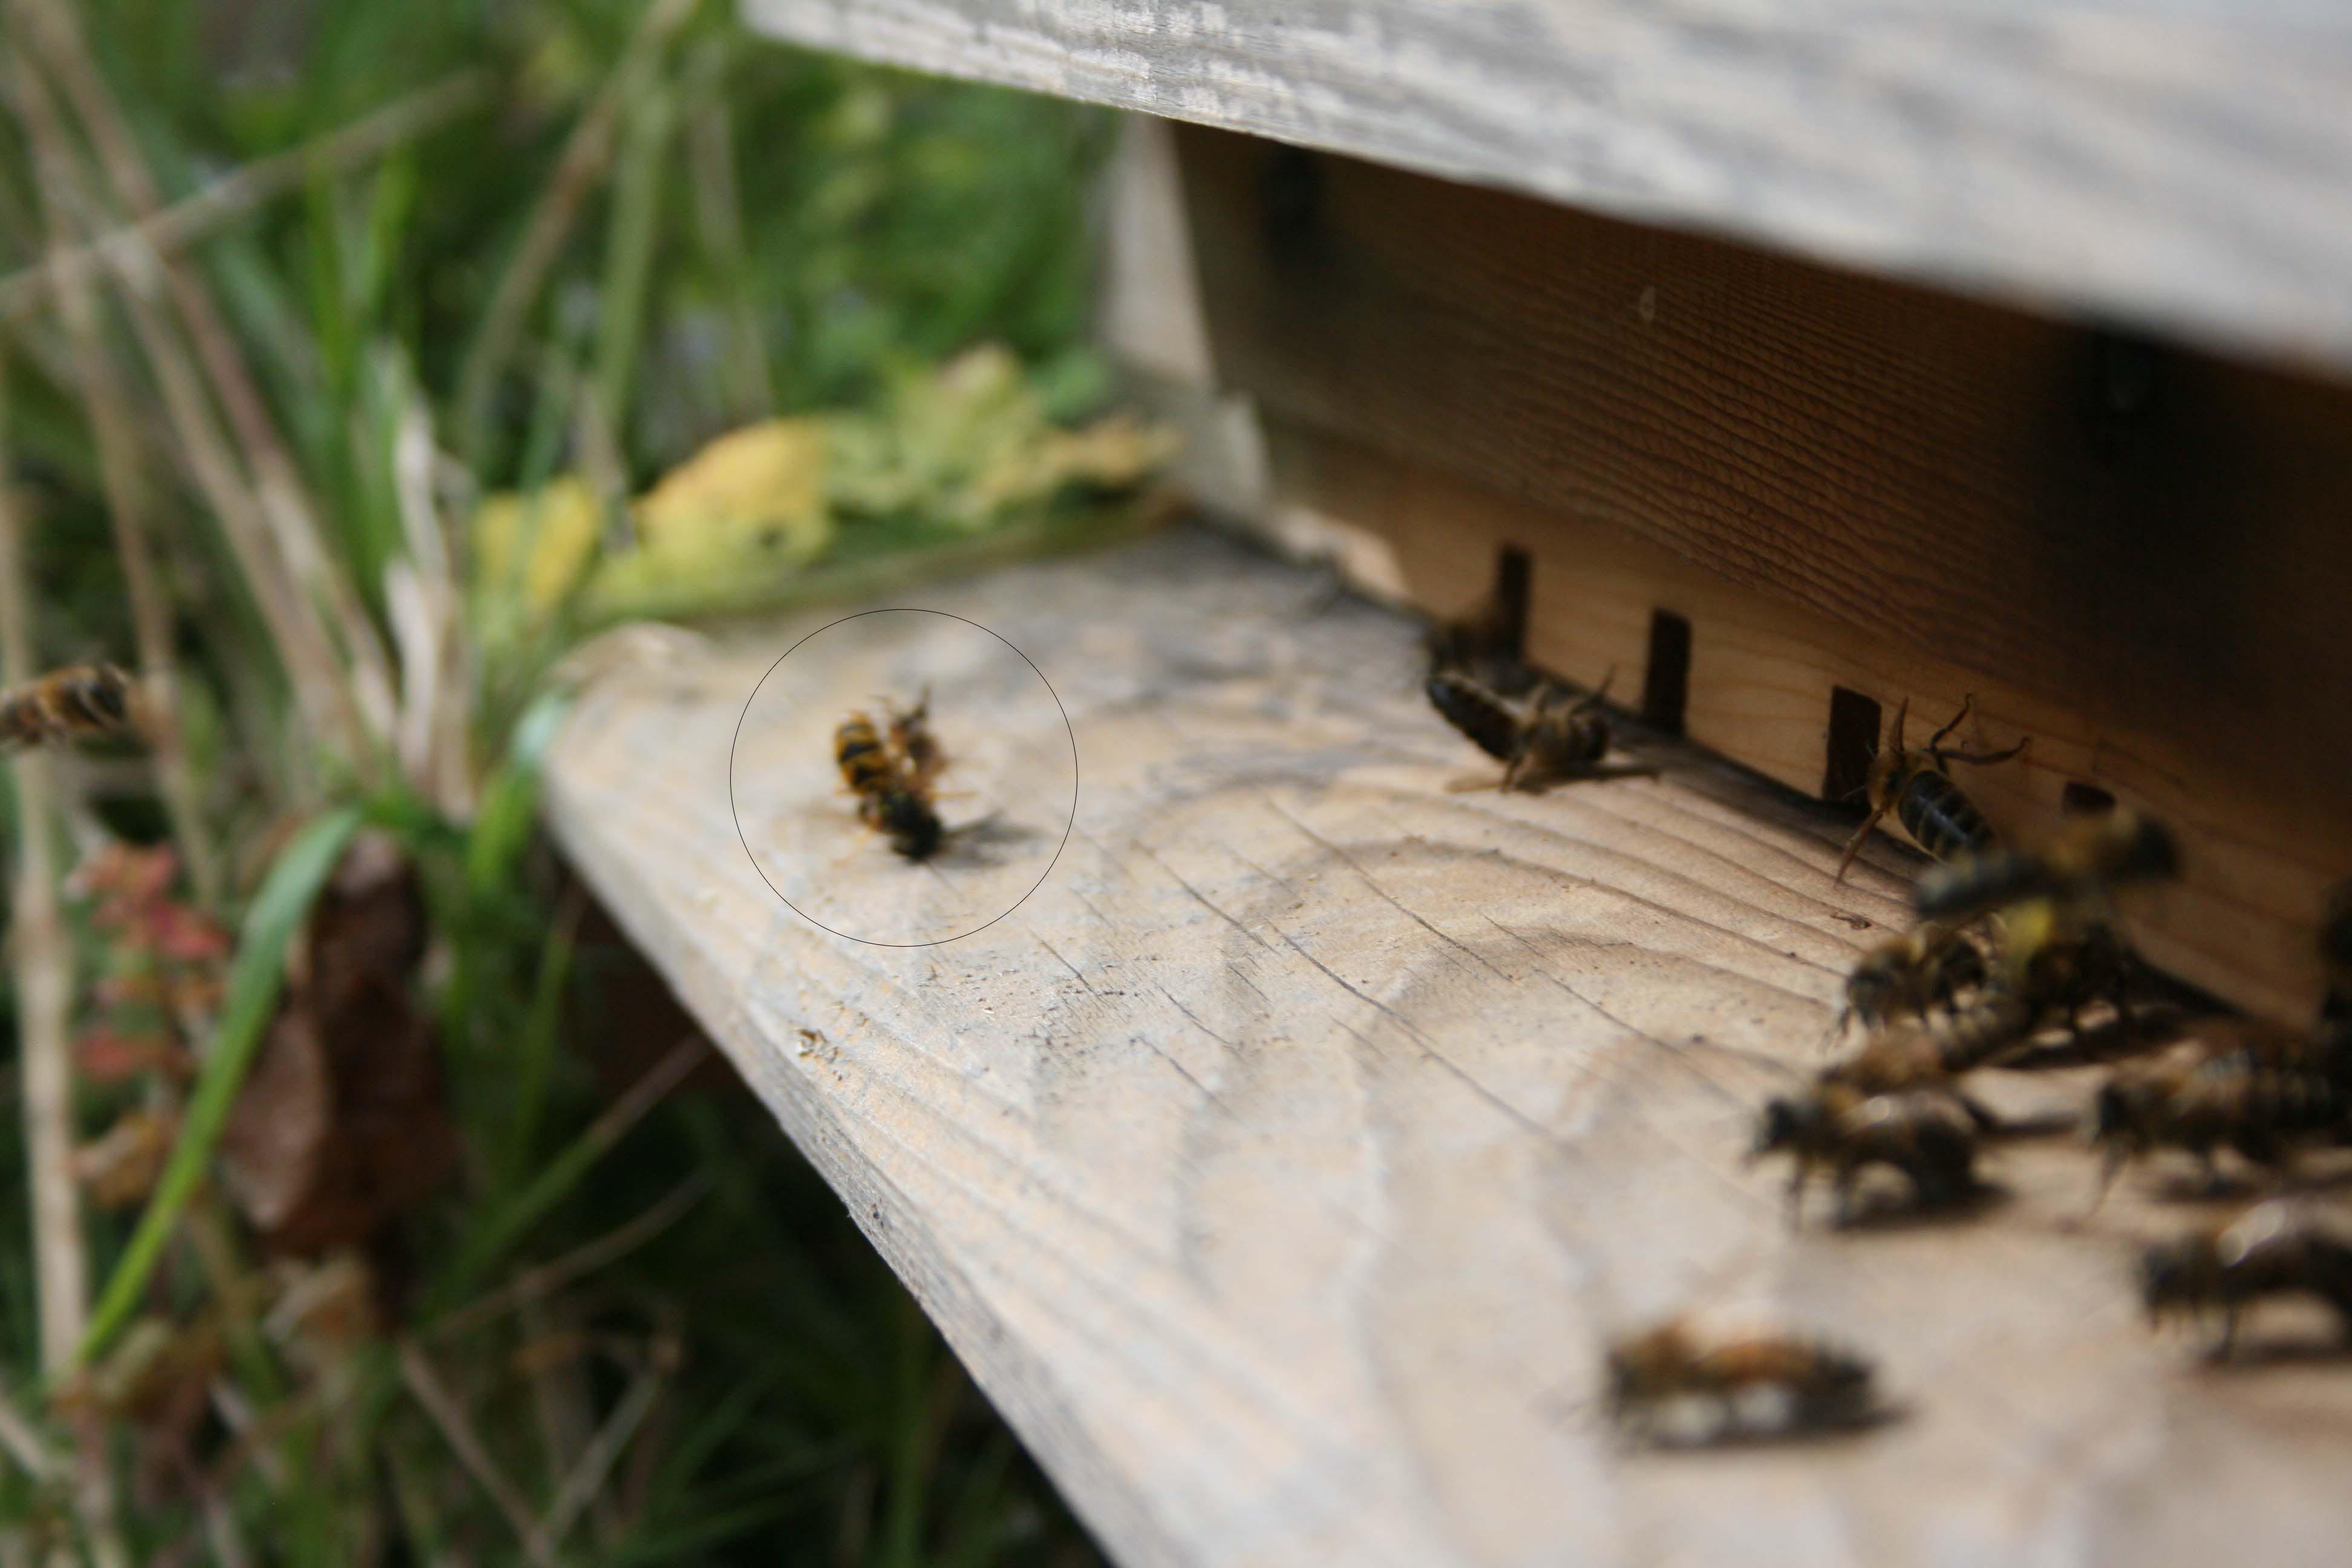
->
[1604,1319,1880,1445]
[0,663,137,750]
[1832,696,2027,883]
[834,699,946,861]
[1429,668,1649,792]
[1749,1083,1980,1225]
[2088,1043,2344,1208]
[1836,921,1990,1041]
[1914,808,2178,924]
[2140,1201,2352,1359]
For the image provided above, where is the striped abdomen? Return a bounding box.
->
[835,715,895,797]
[1895,768,1994,862]
[1426,672,1522,762]
[0,665,133,748]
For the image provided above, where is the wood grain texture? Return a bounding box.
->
[1266,420,2350,1025]
[1177,126,2352,825]
[740,0,2352,376]
[546,527,2352,1568]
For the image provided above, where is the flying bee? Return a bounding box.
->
[0,663,137,750]
[1749,1083,1979,1226]
[834,702,946,861]
[1832,695,2027,884]
[1993,898,2140,1043]
[2087,1044,2344,1209]
[1835,921,1989,1041]
[1914,808,2178,924]
[1429,668,1650,792]
[2140,1201,2352,1359]
[1604,1319,1880,1445]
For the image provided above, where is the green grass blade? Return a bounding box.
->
[73,806,367,1369]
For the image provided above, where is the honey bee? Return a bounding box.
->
[2139,1201,2352,1359]
[834,702,946,861]
[1991,898,2138,1042]
[2088,1043,2345,1206]
[1832,696,2027,883]
[1429,668,1648,791]
[0,663,137,749]
[1836,921,1990,1040]
[1604,1319,1880,1444]
[1817,995,2033,1128]
[1749,1083,1980,1225]
[1913,808,2178,924]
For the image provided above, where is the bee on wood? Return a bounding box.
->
[1749,1084,1980,1225]
[834,702,946,861]
[1832,695,2027,884]
[2088,1043,2345,1208]
[1817,993,2034,1131]
[1836,921,1990,1040]
[1914,808,2178,925]
[1429,668,1649,792]
[0,663,137,750]
[1604,1319,1881,1445]
[2140,1201,2352,1359]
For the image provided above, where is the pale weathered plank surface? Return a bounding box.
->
[546,527,2352,1568]
[742,0,2352,377]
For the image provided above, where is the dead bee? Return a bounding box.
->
[1837,921,1989,1040]
[1429,668,1648,791]
[0,663,137,750]
[834,703,946,861]
[1914,808,2178,924]
[1604,1319,1880,1445]
[2088,1044,2344,1207]
[1750,1084,1979,1225]
[2140,1201,2352,1359]
[1833,695,2027,883]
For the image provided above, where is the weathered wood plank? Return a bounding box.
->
[742,0,2352,377]
[546,526,2352,1568]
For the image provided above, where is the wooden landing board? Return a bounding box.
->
[546,527,2352,1568]
[740,0,2352,378]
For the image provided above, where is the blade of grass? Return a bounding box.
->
[429,1036,708,1313]
[501,886,585,1185]
[592,79,676,453]
[73,806,365,1369]
[0,71,488,325]
[454,0,702,469]
[395,1336,557,1567]
[429,1174,710,1343]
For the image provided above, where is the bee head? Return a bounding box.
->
[2137,1236,2213,1323]
[1752,1096,1817,1159]
[880,789,942,860]
[86,667,131,722]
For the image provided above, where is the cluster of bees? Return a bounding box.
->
[832,690,949,860]
[1426,619,2352,1445]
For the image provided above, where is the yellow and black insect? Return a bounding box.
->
[1836,921,1990,1041]
[1914,808,2178,924]
[1604,1319,1880,1444]
[1833,696,2027,883]
[1428,668,1647,792]
[1749,1083,1980,1225]
[0,663,137,750]
[2140,1201,2352,1359]
[834,701,946,861]
[2088,1042,2344,1208]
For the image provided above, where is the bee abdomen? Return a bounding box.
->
[1426,672,1521,762]
[1896,771,1994,863]
[835,718,893,794]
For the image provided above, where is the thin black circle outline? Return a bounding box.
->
[728,609,1078,947]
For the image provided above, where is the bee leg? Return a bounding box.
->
[1832,803,1893,885]
[1942,737,2030,769]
